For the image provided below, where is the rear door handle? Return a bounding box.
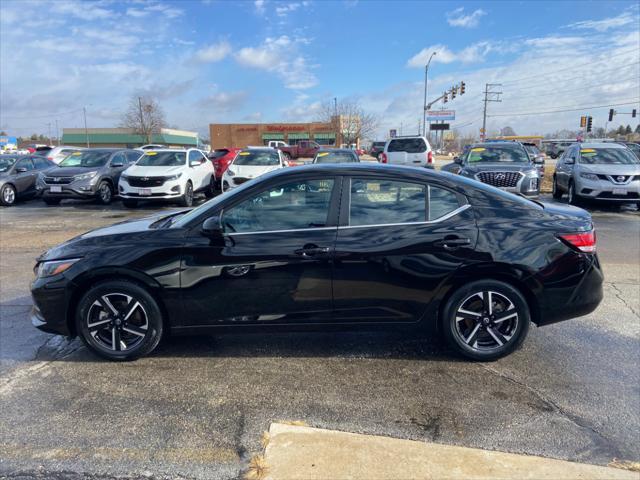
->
[294,246,331,257]
[434,237,471,250]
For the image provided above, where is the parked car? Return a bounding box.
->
[522,142,545,178]
[208,147,241,184]
[369,141,386,160]
[545,141,574,159]
[278,140,321,160]
[38,149,141,205]
[267,140,288,148]
[119,149,214,208]
[0,155,56,206]
[380,136,433,168]
[38,145,85,164]
[312,149,360,163]
[30,163,602,361]
[221,147,285,192]
[552,142,640,207]
[452,142,541,198]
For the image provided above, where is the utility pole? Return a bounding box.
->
[481,83,502,142]
[55,119,59,146]
[400,122,403,136]
[46,122,52,145]
[422,51,437,137]
[333,97,338,146]
[83,106,90,147]
[418,119,421,135]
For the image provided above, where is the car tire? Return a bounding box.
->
[122,199,138,208]
[204,177,216,199]
[552,175,562,199]
[179,181,193,207]
[96,181,113,205]
[377,153,384,162]
[0,183,17,206]
[442,279,530,361]
[76,280,164,361]
[568,181,580,206]
[282,152,291,161]
[43,198,61,206]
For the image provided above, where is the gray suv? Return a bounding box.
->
[37,148,142,205]
[553,142,640,207]
[452,141,541,198]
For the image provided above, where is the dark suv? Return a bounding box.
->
[369,141,386,160]
[37,148,142,205]
[452,142,542,198]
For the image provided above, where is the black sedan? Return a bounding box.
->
[31,164,603,361]
[0,155,56,206]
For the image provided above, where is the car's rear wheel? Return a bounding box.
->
[76,280,164,361]
[204,177,216,199]
[179,181,193,207]
[552,175,562,199]
[0,183,17,206]
[96,181,113,205]
[43,198,61,205]
[442,280,530,361]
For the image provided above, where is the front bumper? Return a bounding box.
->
[38,182,99,199]
[119,178,183,200]
[31,274,73,336]
[576,177,640,202]
[471,172,540,197]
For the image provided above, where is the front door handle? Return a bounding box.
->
[294,246,331,258]
[434,236,471,250]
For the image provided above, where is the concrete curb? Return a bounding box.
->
[263,423,637,480]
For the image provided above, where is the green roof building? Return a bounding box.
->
[61,128,201,148]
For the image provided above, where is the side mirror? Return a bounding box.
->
[201,215,223,238]
[16,167,27,173]
[111,161,124,168]
[454,156,462,164]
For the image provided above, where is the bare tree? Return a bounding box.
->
[500,126,517,136]
[121,95,167,144]
[317,98,379,146]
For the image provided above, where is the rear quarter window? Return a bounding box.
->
[429,185,461,220]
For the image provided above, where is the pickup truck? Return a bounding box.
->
[278,140,321,160]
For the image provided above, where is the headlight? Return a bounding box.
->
[166,173,183,181]
[580,172,599,181]
[120,173,129,181]
[74,171,98,182]
[528,178,539,191]
[36,258,81,278]
[226,169,235,177]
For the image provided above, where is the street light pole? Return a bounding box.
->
[422,51,436,138]
[83,106,90,147]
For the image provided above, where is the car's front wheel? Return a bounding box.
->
[76,280,164,361]
[96,181,113,205]
[568,181,580,206]
[442,280,530,361]
[0,183,17,206]
[552,175,563,199]
[179,181,193,207]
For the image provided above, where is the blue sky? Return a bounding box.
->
[1,0,639,142]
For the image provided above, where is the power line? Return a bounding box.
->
[501,47,640,85]
[504,76,640,100]
[487,100,639,117]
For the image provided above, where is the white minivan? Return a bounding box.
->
[381,136,433,168]
[119,148,214,207]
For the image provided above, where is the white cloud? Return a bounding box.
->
[446,7,486,28]
[199,91,248,113]
[51,0,115,20]
[235,36,317,89]
[568,11,637,32]
[193,41,232,63]
[254,0,265,14]
[407,42,493,67]
[126,2,184,19]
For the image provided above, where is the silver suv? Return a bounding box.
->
[552,142,640,207]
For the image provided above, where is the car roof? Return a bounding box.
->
[467,142,524,149]
[242,147,276,152]
[577,142,626,149]
[316,148,356,154]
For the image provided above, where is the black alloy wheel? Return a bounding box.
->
[443,280,530,361]
[204,176,216,199]
[0,184,17,206]
[97,181,113,205]
[76,280,163,361]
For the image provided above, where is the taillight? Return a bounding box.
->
[559,231,596,253]
[380,153,387,163]
[427,151,433,164]
[47,157,54,161]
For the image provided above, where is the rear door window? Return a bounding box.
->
[349,178,426,226]
[388,138,427,153]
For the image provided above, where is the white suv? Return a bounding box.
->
[119,148,215,207]
[222,147,286,192]
[381,136,433,168]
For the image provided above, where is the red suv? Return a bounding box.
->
[208,148,241,184]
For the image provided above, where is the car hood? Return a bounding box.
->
[37,210,188,262]
[124,164,185,176]
[45,166,99,177]
[578,163,640,175]
[228,164,281,178]
[462,163,536,175]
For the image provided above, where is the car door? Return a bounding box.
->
[556,147,575,190]
[332,175,478,323]
[179,175,341,326]
[13,157,37,196]
[108,152,128,186]
[187,150,206,189]
[196,150,212,187]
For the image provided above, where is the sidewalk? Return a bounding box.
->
[261,423,637,480]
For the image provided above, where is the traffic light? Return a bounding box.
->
[633,109,637,118]
[580,116,586,128]
[460,81,465,95]
[586,116,593,132]
[451,86,456,99]
[443,92,448,103]
[608,109,614,122]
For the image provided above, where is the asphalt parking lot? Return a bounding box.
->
[0,195,638,479]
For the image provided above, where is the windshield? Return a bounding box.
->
[625,143,640,158]
[0,157,17,172]
[58,151,111,168]
[579,148,640,165]
[466,146,529,163]
[314,152,357,163]
[234,150,279,166]
[524,145,540,156]
[137,151,186,167]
